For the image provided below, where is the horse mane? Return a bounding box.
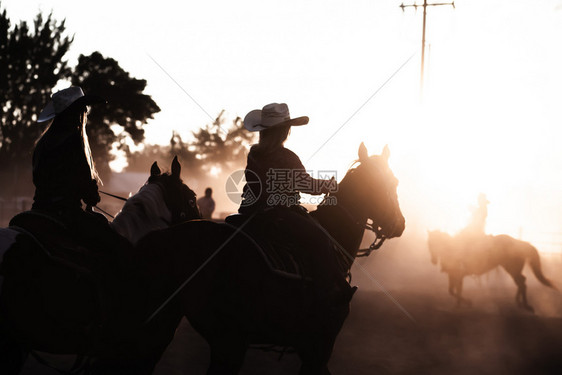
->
[111,182,172,245]
[318,155,383,205]
[316,160,359,209]
[340,155,387,184]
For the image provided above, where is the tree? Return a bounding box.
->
[70,51,160,183]
[123,143,173,173]
[169,130,201,170]
[125,111,256,178]
[0,5,73,196]
[124,131,201,175]
[190,110,256,174]
[0,5,159,196]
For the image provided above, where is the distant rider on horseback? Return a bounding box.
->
[238,103,351,303]
[464,193,489,237]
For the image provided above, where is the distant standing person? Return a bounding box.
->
[197,187,215,219]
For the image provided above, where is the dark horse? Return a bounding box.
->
[0,157,200,374]
[427,230,557,312]
[136,143,405,374]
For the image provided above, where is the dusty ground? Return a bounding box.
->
[20,237,562,374]
[151,288,562,375]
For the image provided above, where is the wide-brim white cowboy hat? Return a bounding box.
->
[243,103,309,132]
[37,86,106,122]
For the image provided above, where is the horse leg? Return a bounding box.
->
[206,333,247,375]
[512,274,534,313]
[89,355,162,375]
[456,277,472,307]
[448,274,459,305]
[297,338,333,375]
[449,274,470,307]
[0,323,27,375]
[299,359,331,375]
[297,303,349,375]
[503,261,534,312]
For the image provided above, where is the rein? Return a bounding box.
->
[93,205,115,219]
[100,190,128,202]
[327,194,386,258]
[95,190,129,220]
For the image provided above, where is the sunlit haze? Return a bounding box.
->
[4,0,562,252]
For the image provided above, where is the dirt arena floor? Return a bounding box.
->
[20,235,562,374]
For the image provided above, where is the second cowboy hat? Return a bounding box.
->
[37,86,106,122]
[244,103,309,132]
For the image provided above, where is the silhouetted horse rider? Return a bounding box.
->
[456,193,491,256]
[17,86,129,257]
[464,193,489,237]
[237,103,350,302]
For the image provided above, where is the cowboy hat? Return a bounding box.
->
[37,86,106,122]
[243,103,309,132]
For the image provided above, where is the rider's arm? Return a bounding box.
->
[283,149,337,195]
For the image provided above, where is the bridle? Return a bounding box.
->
[149,180,199,225]
[99,182,198,225]
[361,222,387,256]
[331,198,387,257]
[328,158,399,257]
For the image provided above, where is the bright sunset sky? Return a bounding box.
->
[3,0,562,252]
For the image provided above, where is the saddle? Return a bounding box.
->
[9,210,109,272]
[225,210,356,305]
[1,211,121,353]
[225,210,324,280]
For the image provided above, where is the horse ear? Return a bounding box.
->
[382,144,390,162]
[171,156,181,178]
[150,161,161,177]
[358,142,368,162]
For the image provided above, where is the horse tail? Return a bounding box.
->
[528,245,557,290]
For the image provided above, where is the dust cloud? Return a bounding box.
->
[20,224,562,374]
[153,227,562,375]
[19,184,562,374]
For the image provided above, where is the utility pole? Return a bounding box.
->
[400,1,455,97]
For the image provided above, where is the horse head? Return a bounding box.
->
[148,156,201,224]
[427,230,451,266]
[112,157,200,245]
[336,143,405,240]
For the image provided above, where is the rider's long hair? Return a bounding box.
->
[253,124,291,155]
[42,104,101,183]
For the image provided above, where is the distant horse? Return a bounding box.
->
[427,230,556,311]
[0,157,200,374]
[135,143,405,374]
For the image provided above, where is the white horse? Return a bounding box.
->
[0,157,200,375]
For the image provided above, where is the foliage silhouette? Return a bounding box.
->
[0,2,248,197]
[70,51,160,182]
[0,5,72,196]
[190,110,255,173]
[125,111,256,178]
